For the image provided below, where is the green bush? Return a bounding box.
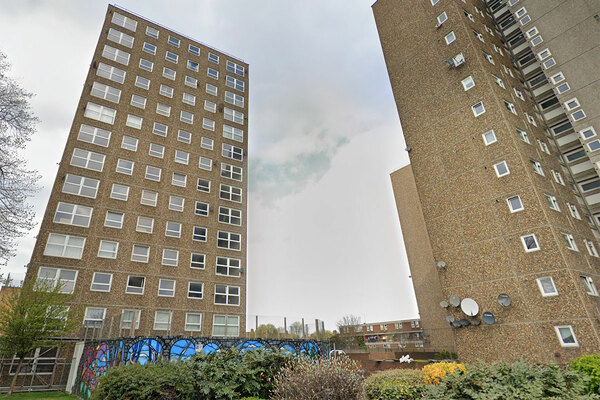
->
[188,348,292,400]
[365,368,425,399]
[92,361,192,400]
[425,359,598,399]
[435,350,458,360]
[572,354,600,394]
[272,355,364,400]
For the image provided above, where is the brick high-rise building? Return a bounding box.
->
[373,0,600,362]
[25,5,248,337]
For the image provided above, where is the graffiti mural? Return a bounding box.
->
[74,336,328,399]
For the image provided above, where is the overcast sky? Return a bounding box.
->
[0,0,415,331]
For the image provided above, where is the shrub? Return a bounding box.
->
[435,350,458,360]
[572,354,600,394]
[422,361,466,385]
[272,354,364,400]
[92,361,192,400]
[187,348,292,400]
[365,368,425,399]
[425,359,598,399]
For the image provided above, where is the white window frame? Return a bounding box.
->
[555,325,578,347]
[145,165,162,182]
[172,172,187,187]
[140,190,158,207]
[104,211,124,229]
[521,234,540,252]
[53,202,93,228]
[169,195,185,212]
[162,249,179,266]
[506,195,524,213]
[493,160,510,177]
[193,226,207,242]
[482,129,497,146]
[70,148,105,172]
[461,76,475,91]
[90,272,113,292]
[472,101,485,116]
[562,232,578,251]
[190,253,206,269]
[536,276,558,297]
[125,276,145,295]
[36,267,78,294]
[62,174,99,198]
[188,282,204,299]
[43,233,85,259]
[185,313,202,331]
[158,279,176,297]
[136,216,154,234]
[214,284,240,306]
[178,129,192,144]
[98,240,119,259]
[131,244,150,263]
[154,311,172,331]
[216,256,242,277]
[217,231,241,251]
[165,221,182,238]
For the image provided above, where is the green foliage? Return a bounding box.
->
[365,368,425,399]
[188,348,292,400]
[572,354,600,394]
[435,350,458,360]
[425,359,598,399]
[92,361,191,400]
[272,355,364,400]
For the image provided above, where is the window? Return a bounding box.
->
[91,82,121,103]
[110,184,129,201]
[146,26,159,39]
[585,240,599,257]
[153,122,168,137]
[217,231,241,250]
[198,178,211,193]
[178,129,192,144]
[216,257,241,277]
[185,76,198,88]
[483,52,494,65]
[538,139,550,154]
[225,75,245,92]
[156,103,171,117]
[221,163,243,181]
[542,58,556,69]
[530,160,544,176]
[121,135,138,151]
[165,221,182,238]
[145,165,162,181]
[473,29,484,42]
[224,92,244,108]
[139,58,153,72]
[126,114,143,129]
[199,156,213,171]
[568,203,581,219]
[104,211,124,228]
[191,253,205,269]
[193,226,207,242]
[44,233,85,259]
[180,111,194,124]
[536,276,558,297]
[136,216,154,233]
[169,195,185,212]
[507,196,524,212]
[187,60,199,72]
[521,234,540,252]
[472,102,485,116]
[582,275,599,296]
[184,93,197,106]
[564,98,581,112]
[162,249,179,266]
[212,315,239,337]
[208,53,219,63]
[550,72,565,85]
[149,143,165,158]
[553,170,566,186]
[174,150,189,165]
[172,172,187,187]
[463,9,474,21]
[493,160,509,177]
[84,102,116,124]
[154,311,172,331]
[223,143,243,160]
[142,42,157,55]
[224,125,244,142]
[201,137,214,150]
[531,36,544,47]
[126,276,145,294]
[135,75,150,90]
[159,84,174,98]
[588,140,600,152]
[189,44,200,56]
[165,51,178,64]
[206,83,218,96]
[90,272,112,292]
[131,244,150,262]
[562,233,578,251]
[162,67,176,80]
[70,148,105,172]
[461,76,475,91]
[492,74,505,89]
[102,45,130,65]
[36,267,77,294]
[545,194,560,211]
[214,285,240,305]
[437,11,448,25]
[555,325,578,347]
[220,184,242,202]
[571,110,587,122]
[121,310,141,330]
[224,107,244,124]
[96,62,126,84]
[207,68,219,79]
[130,94,146,109]
[158,279,175,297]
[514,88,525,101]
[504,100,517,115]
[141,190,158,206]
[167,35,180,47]
[552,121,573,136]
[62,174,99,198]
[493,44,504,55]
[203,118,215,131]
[444,31,456,45]
[112,12,137,31]
[226,60,245,76]
[431,0,439,4]
[83,307,106,328]
[98,240,118,258]
[195,201,209,216]
[54,202,93,228]
[525,26,539,39]
[581,127,597,140]
[185,313,202,331]
[188,282,203,298]
[515,7,527,18]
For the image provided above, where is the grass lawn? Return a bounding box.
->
[0,392,78,399]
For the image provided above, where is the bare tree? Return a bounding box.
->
[289,321,304,338]
[0,51,40,265]
[336,314,362,331]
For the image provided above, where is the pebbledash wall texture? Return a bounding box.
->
[24,5,248,338]
[374,0,600,363]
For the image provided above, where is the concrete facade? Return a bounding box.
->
[374,0,600,363]
[24,5,248,338]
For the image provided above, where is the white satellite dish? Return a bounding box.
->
[460,298,479,316]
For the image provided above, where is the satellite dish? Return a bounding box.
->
[460,298,479,316]
[482,311,496,325]
[471,319,481,326]
[446,316,455,324]
[440,301,449,308]
[451,320,462,328]
[498,293,512,307]
[449,295,460,307]
[459,319,470,327]
[437,261,447,269]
